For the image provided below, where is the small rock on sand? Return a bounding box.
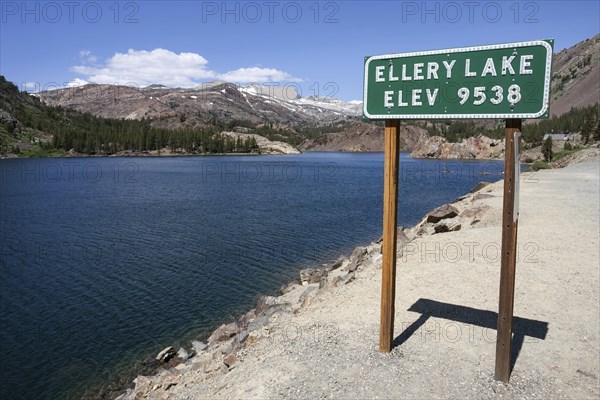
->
[426,204,459,223]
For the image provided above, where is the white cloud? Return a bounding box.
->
[218,67,301,83]
[348,100,363,105]
[79,50,97,64]
[70,48,299,88]
[71,48,216,87]
[66,78,90,87]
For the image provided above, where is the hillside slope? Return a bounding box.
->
[0,76,58,153]
[298,122,428,152]
[37,83,360,129]
[550,33,600,116]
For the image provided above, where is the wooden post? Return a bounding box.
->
[495,119,522,382]
[380,119,400,352]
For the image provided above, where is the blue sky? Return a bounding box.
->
[1,0,599,101]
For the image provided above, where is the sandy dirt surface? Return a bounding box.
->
[118,151,599,400]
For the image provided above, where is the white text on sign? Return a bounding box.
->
[376,55,534,109]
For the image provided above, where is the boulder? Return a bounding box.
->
[433,217,462,233]
[351,246,368,260]
[380,228,412,254]
[132,375,152,396]
[191,340,207,354]
[347,246,368,272]
[347,261,360,273]
[330,257,345,270]
[397,228,411,244]
[176,347,189,361]
[207,323,237,343]
[220,340,237,355]
[416,223,435,236]
[426,204,459,223]
[344,273,356,285]
[156,346,176,363]
[299,268,328,285]
[0,109,17,125]
[255,296,278,315]
[237,329,249,343]
[237,308,257,328]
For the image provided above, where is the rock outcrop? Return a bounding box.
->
[426,204,460,223]
[299,267,329,285]
[220,131,300,154]
[207,323,237,343]
[410,135,504,159]
[156,347,175,363]
[299,122,428,152]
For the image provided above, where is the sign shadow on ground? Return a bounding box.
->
[393,298,549,373]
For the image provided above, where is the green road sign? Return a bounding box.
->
[363,40,553,120]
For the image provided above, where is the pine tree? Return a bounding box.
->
[581,117,594,144]
[542,136,553,162]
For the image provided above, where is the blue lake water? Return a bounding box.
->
[0,152,503,399]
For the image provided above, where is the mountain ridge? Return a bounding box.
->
[2,33,598,156]
[37,81,361,129]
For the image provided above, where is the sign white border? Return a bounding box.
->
[363,40,553,120]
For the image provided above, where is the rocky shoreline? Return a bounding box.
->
[1,150,295,159]
[410,135,504,160]
[112,178,501,400]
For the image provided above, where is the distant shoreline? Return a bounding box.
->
[2,150,502,161]
[0,151,291,159]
